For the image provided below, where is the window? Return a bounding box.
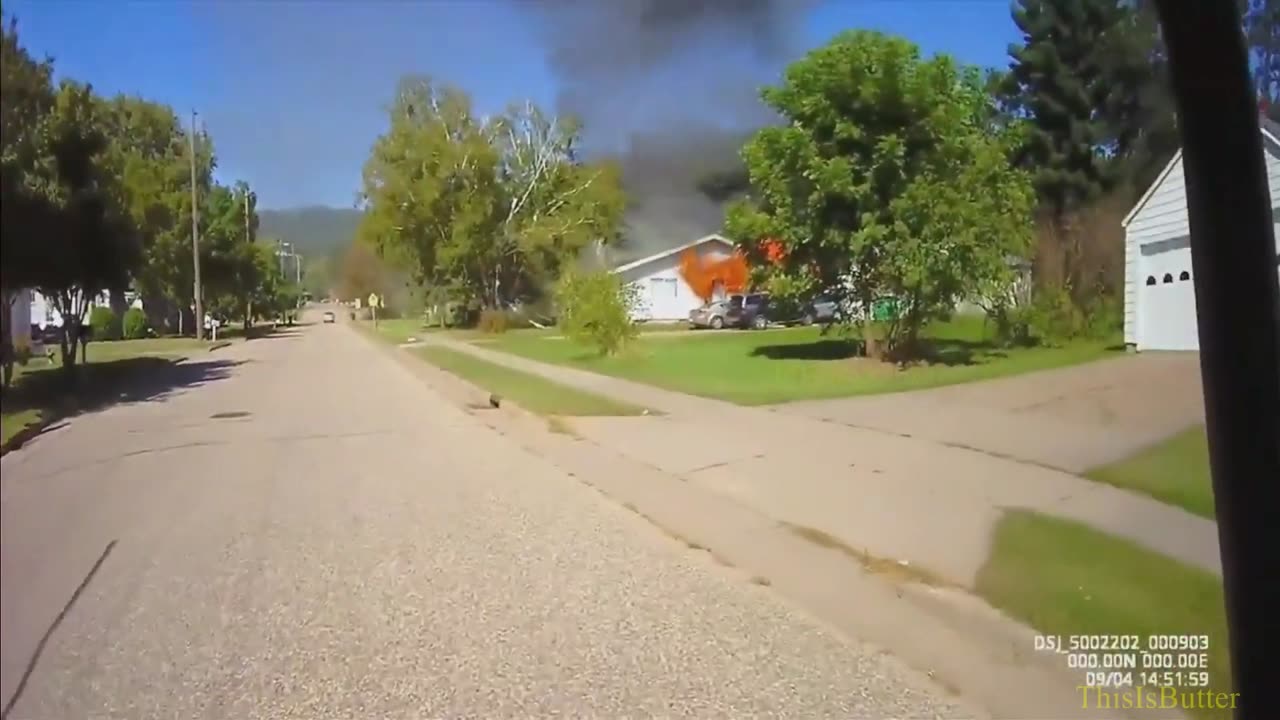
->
[1146,276,1157,286]
[1162,273,1174,284]
[650,277,677,298]
[1179,270,1191,281]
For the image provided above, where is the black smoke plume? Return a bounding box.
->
[521,0,814,259]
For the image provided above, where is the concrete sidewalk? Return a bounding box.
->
[424,335,1221,586]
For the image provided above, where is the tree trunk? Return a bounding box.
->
[860,288,882,359]
[109,291,128,339]
[0,290,13,392]
[59,326,75,370]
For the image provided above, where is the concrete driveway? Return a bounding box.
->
[772,352,1205,473]
[0,313,961,719]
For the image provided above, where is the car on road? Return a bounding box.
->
[323,311,336,323]
[688,300,731,329]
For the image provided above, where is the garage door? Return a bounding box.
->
[1139,252,1198,351]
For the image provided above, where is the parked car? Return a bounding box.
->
[725,293,771,329]
[688,300,731,329]
[323,311,336,324]
[800,295,842,325]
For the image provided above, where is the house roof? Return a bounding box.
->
[610,233,735,274]
[1123,120,1280,227]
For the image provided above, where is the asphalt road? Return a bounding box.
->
[1,316,969,719]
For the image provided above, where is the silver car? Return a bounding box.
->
[688,300,730,329]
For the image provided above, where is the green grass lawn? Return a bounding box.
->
[2,337,211,450]
[485,315,1120,405]
[976,510,1231,719]
[82,337,209,362]
[413,346,648,416]
[0,407,42,446]
[1086,426,1213,519]
[354,318,487,345]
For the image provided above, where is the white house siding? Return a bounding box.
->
[23,289,138,330]
[614,239,732,322]
[1124,132,1280,350]
[1124,157,1189,346]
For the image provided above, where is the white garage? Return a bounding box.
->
[611,234,735,322]
[1122,120,1280,351]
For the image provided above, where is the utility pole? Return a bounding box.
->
[295,251,302,284]
[189,110,204,341]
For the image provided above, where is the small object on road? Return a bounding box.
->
[323,311,336,323]
[489,394,502,408]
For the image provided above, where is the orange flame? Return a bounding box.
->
[761,237,787,265]
[679,248,749,303]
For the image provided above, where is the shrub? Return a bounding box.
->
[1026,285,1085,346]
[477,308,509,334]
[555,269,639,356]
[1083,293,1123,340]
[88,306,119,341]
[122,307,149,339]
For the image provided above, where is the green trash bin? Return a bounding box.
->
[871,297,899,322]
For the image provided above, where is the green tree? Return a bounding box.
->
[358,76,626,312]
[725,31,1035,358]
[490,101,627,305]
[96,95,198,333]
[30,80,141,371]
[200,181,266,329]
[1001,0,1133,217]
[554,269,639,356]
[0,10,55,388]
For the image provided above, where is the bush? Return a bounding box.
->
[555,269,639,356]
[478,308,509,334]
[1025,285,1085,346]
[88,306,119,341]
[1083,293,1123,340]
[122,307,149,339]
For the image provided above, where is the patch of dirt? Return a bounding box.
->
[838,357,904,376]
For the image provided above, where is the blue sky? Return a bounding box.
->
[7,0,1021,210]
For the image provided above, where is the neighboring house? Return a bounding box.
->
[611,233,736,321]
[1121,117,1280,351]
[14,288,141,336]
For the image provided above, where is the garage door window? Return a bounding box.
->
[650,277,677,298]
[1179,271,1191,281]
[1162,273,1174,284]
[1146,276,1157,285]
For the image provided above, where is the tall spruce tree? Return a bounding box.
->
[1002,0,1129,219]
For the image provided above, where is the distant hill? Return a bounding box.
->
[258,206,362,261]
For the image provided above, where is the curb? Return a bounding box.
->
[350,323,542,422]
